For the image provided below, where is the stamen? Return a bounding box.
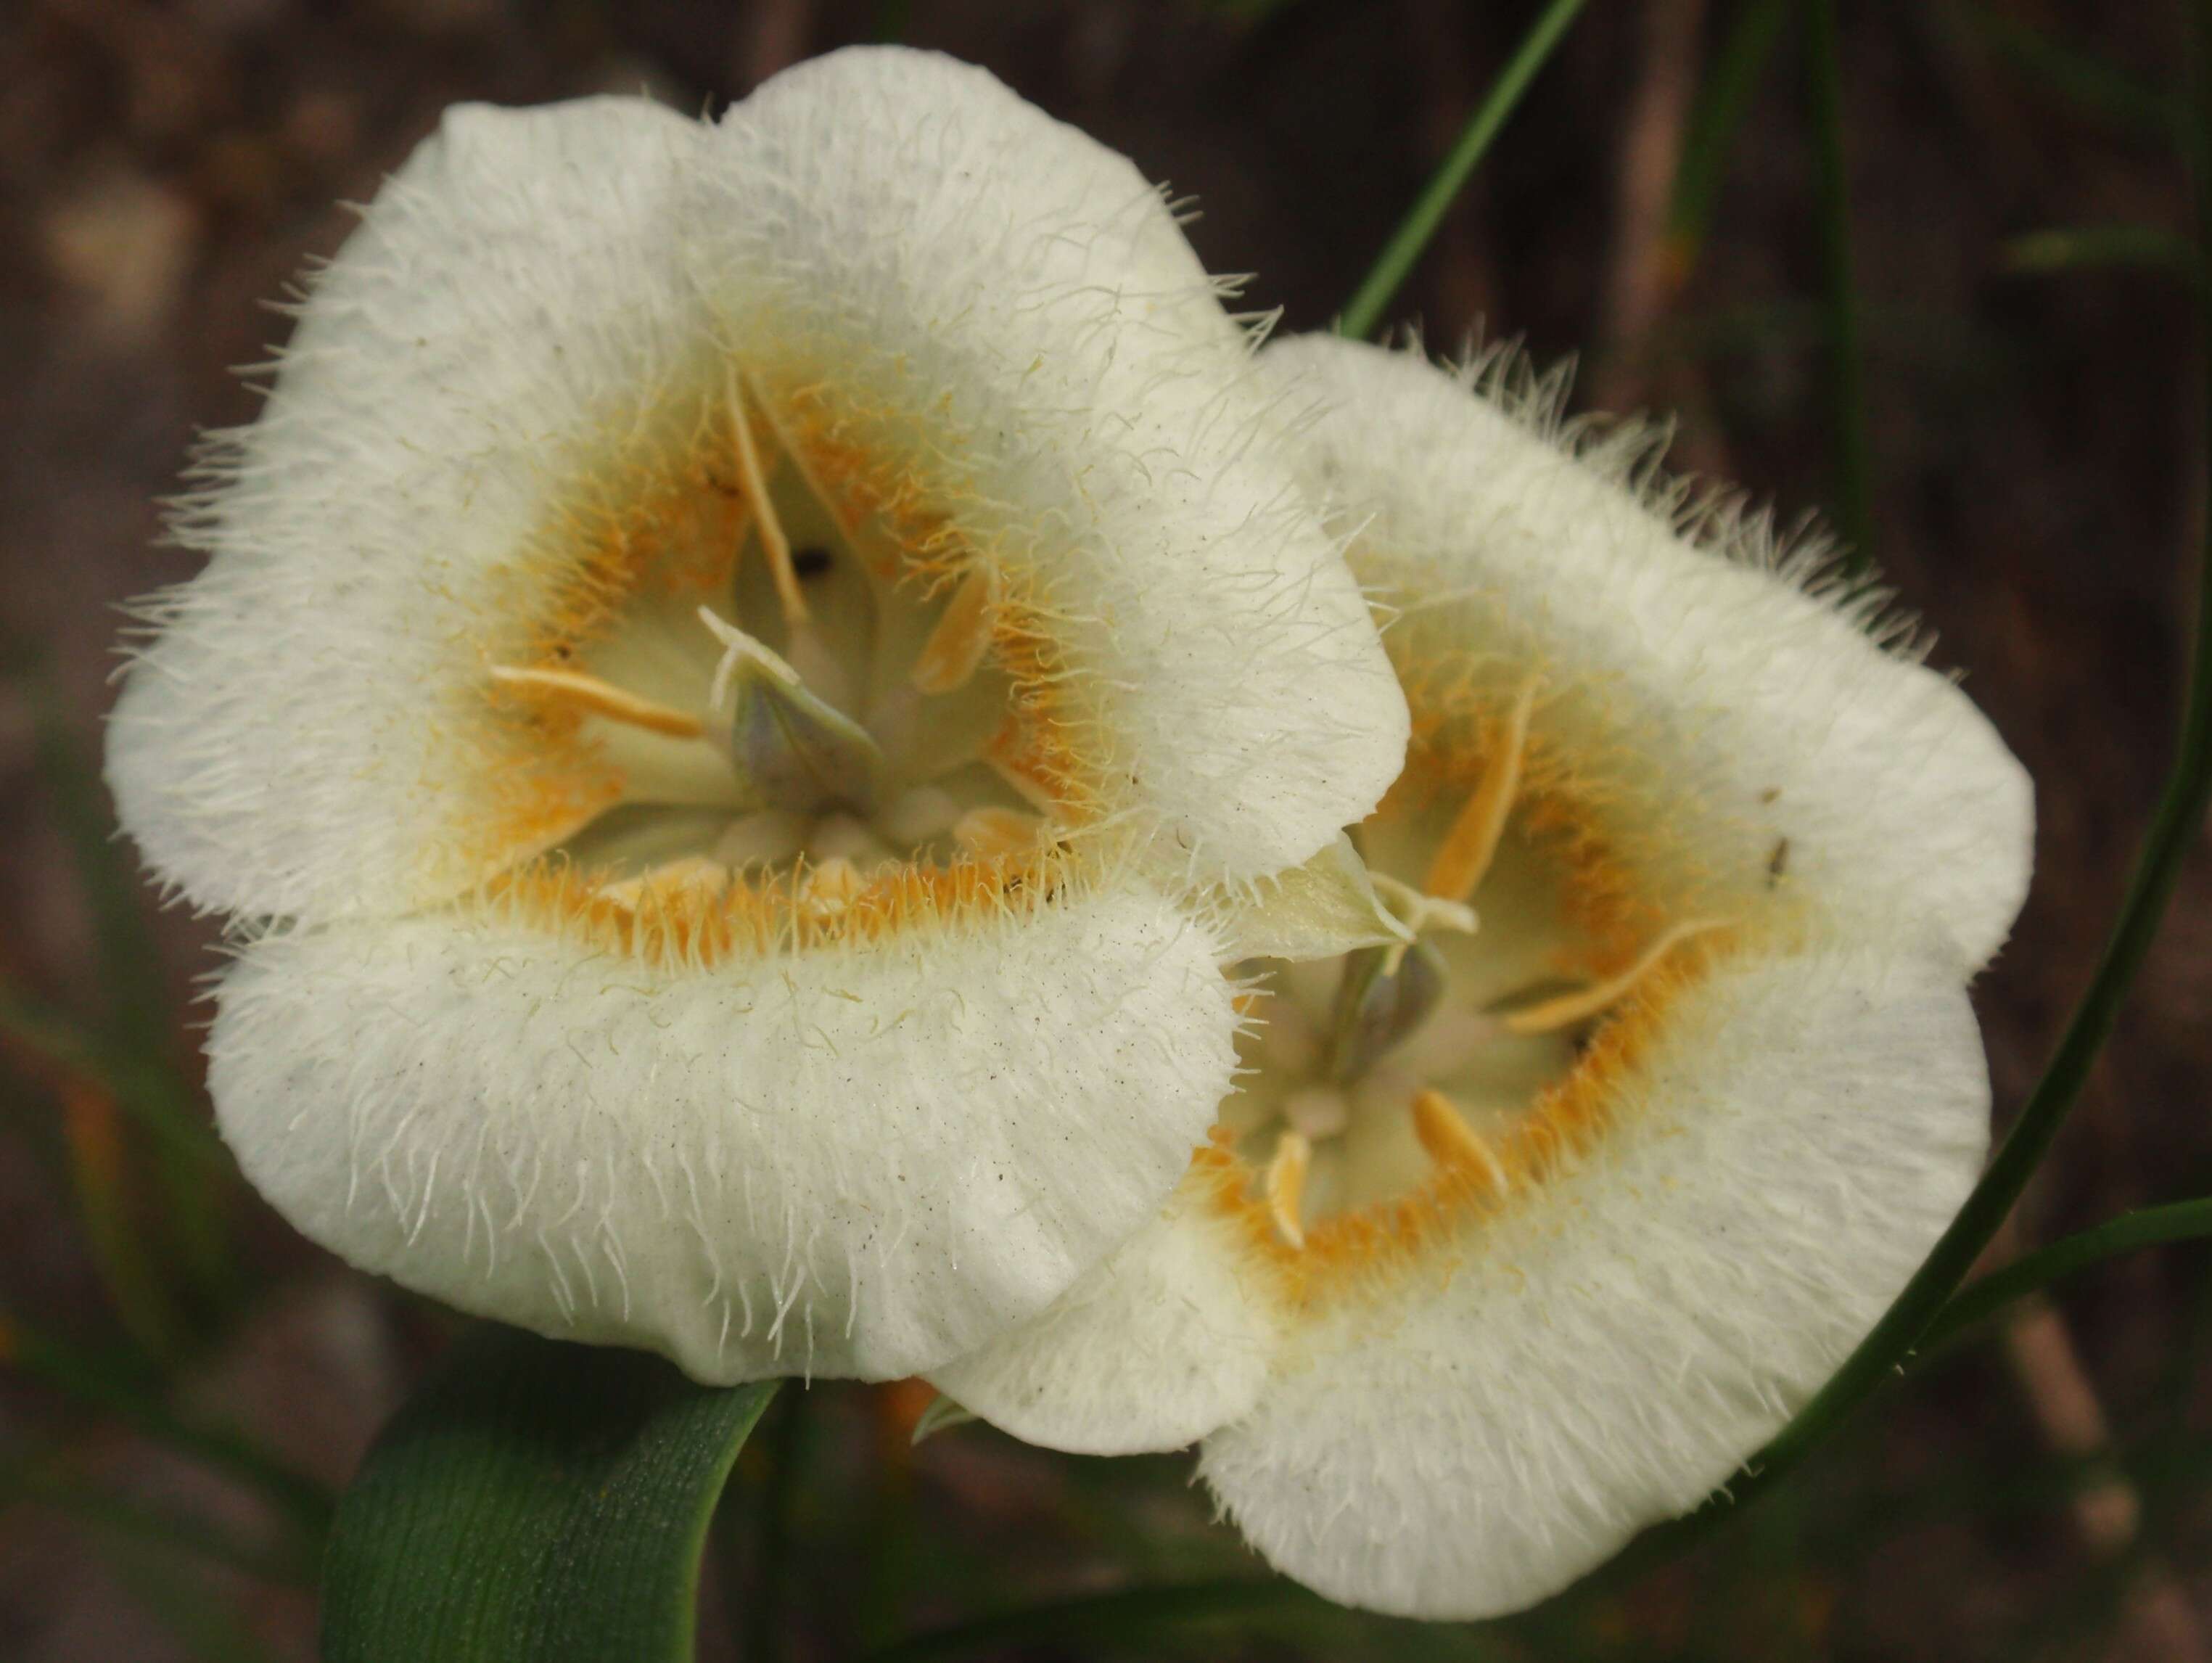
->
[910,568,997,695]
[952,806,1041,859]
[489,665,704,739]
[1265,1130,1312,1250]
[1423,674,1541,904]
[724,364,809,631]
[1410,1088,1510,1195]
[1500,917,1732,1035]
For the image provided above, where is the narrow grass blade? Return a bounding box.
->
[59,1075,181,1357]
[322,1326,776,1663]
[20,667,234,1298]
[1666,0,1791,279]
[1920,1200,2212,1352]
[1965,4,2184,144]
[0,1310,332,1535]
[2002,223,2199,282]
[1337,0,1592,341]
[1,1455,316,1585]
[1804,0,1875,569]
[1592,0,2212,1580]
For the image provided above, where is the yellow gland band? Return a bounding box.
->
[1423,673,1541,904]
[488,665,707,739]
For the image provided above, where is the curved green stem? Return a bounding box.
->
[1337,0,1593,341]
[1609,0,2212,1573]
[1919,1200,2212,1353]
[1805,0,1875,569]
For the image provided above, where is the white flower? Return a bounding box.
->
[930,336,2035,1618]
[104,52,1407,1386]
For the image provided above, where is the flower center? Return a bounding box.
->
[1222,678,1730,1252]
[480,370,1075,943]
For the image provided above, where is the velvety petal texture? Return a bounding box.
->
[212,879,1236,1383]
[106,59,1407,1387]
[931,337,2034,1620]
[109,56,1405,927]
[1266,335,2031,968]
[110,97,709,922]
[930,1166,1280,1453]
[688,50,1407,887]
[1199,945,1987,1618]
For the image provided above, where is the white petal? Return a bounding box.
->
[1263,335,2032,969]
[1198,945,1990,1619]
[207,881,1238,1384]
[691,49,1407,885]
[1211,833,1412,963]
[109,97,708,921]
[929,1166,1280,1454]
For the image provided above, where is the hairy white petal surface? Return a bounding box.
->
[1198,945,1989,1619]
[208,882,1238,1384]
[110,96,707,921]
[111,65,1407,926]
[929,1179,1280,1454]
[1265,334,2032,969]
[691,50,1407,885]
[1211,833,1412,963]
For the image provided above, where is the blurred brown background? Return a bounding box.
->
[3,1,2209,1659]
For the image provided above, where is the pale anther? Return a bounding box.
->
[1423,673,1541,904]
[488,665,704,739]
[724,363,809,631]
[1265,1130,1312,1250]
[1500,917,1732,1036]
[910,568,998,695]
[1410,1088,1510,1195]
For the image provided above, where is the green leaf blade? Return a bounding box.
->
[323,1326,776,1663]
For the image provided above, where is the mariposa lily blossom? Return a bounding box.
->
[104,51,1407,1385]
[931,337,2035,1617]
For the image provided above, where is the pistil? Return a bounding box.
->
[1240,676,1737,1257]
[699,605,887,816]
